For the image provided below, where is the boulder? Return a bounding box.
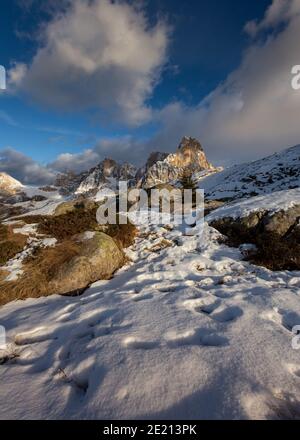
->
[262,206,300,236]
[54,198,98,216]
[49,232,125,295]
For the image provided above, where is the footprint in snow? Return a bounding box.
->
[56,311,78,323]
[261,308,300,332]
[14,327,58,346]
[132,293,154,302]
[211,306,244,323]
[123,336,160,350]
[195,299,222,315]
[183,297,221,315]
[164,328,228,348]
[280,310,300,332]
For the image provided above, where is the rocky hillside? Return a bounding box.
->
[200,144,300,201]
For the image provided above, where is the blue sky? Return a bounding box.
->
[1,0,300,184]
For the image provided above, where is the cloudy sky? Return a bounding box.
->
[1,0,300,184]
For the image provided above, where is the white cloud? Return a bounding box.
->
[10,0,169,126]
[0,148,55,185]
[148,0,300,165]
[4,0,300,181]
[49,136,140,173]
[244,0,300,37]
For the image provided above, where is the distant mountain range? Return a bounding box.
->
[55,136,218,195]
[1,139,300,202]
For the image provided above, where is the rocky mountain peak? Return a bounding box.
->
[101,158,118,177]
[74,158,136,194]
[166,137,212,171]
[56,137,215,194]
[141,137,215,188]
[146,152,169,171]
[178,136,203,152]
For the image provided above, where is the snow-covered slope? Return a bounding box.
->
[206,188,300,222]
[201,145,300,201]
[0,172,23,194]
[0,220,300,419]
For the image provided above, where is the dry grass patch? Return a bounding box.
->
[0,224,27,266]
[0,269,9,282]
[105,222,137,249]
[0,240,82,305]
[19,207,137,248]
[19,206,99,241]
[267,393,300,420]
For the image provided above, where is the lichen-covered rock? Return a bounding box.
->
[49,232,125,295]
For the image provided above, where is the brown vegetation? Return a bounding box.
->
[0,224,27,266]
[18,206,136,248]
[0,205,137,305]
[211,219,300,271]
[0,240,82,305]
[19,206,99,241]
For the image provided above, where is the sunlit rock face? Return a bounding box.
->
[141,137,216,188]
[167,137,213,171]
[0,172,23,195]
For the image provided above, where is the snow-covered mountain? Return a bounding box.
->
[56,137,216,194]
[76,159,136,194]
[55,159,137,195]
[200,144,300,201]
[0,172,23,194]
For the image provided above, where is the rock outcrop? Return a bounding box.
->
[209,205,300,271]
[140,137,215,188]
